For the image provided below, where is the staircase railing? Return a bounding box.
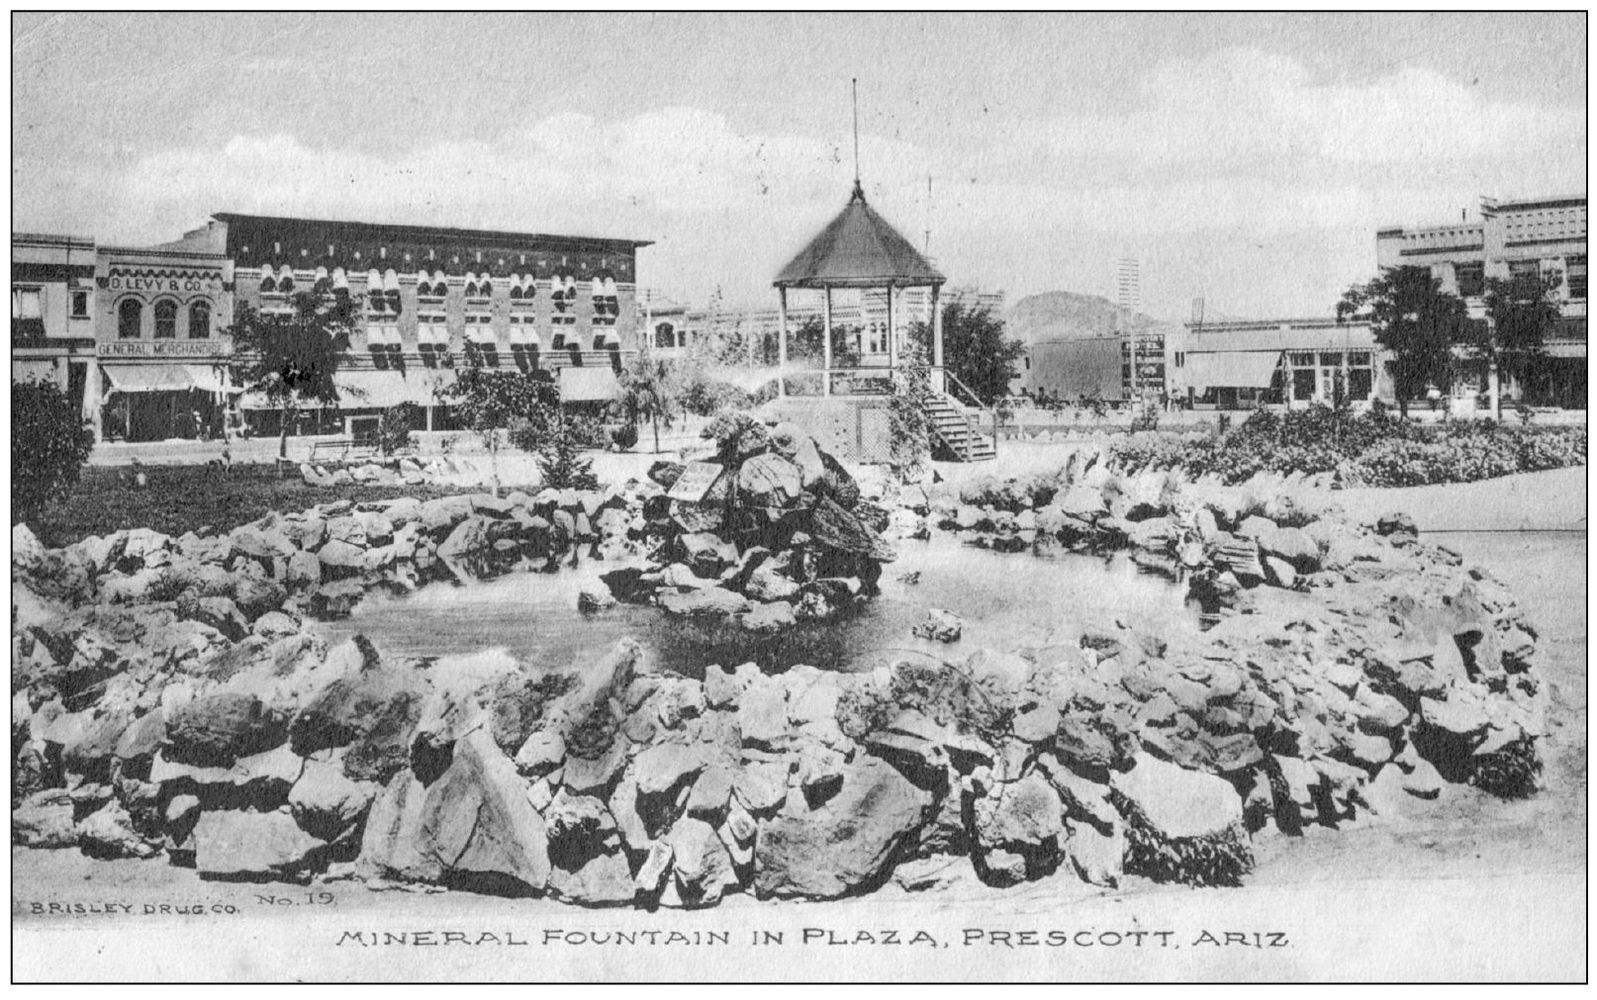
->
[940,371,999,460]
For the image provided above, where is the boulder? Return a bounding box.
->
[1066,817,1125,887]
[77,802,160,859]
[632,742,709,799]
[1110,752,1252,886]
[807,497,896,563]
[973,772,1066,883]
[195,808,326,881]
[1258,525,1320,572]
[289,756,379,841]
[677,533,739,578]
[742,600,797,633]
[667,816,738,907]
[363,732,551,894]
[316,540,366,579]
[737,681,789,750]
[166,691,288,768]
[659,588,752,618]
[744,565,801,602]
[737,453,805,509]
[547,851,637,907]
[912,608,963,643]
[754,756,932,899]
[12,789,77,848]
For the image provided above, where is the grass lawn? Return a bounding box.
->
[26,462,487,549]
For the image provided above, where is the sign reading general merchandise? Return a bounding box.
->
[98,340,226,357]
[107,270,223,295]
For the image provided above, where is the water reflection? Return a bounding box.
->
[312,534,1199,677]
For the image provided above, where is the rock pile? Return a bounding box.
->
[299,455,510,491]
[595,415,895,632]
[9,441,1551,906]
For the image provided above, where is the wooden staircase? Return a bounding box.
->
[923,390,996,462]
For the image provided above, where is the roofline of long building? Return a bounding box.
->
[211,212,654,252]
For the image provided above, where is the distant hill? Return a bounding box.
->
[1006,290,1182,345]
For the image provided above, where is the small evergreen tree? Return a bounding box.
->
[538,405,599,490]
[12,378,95,525]
[438,343,557,495]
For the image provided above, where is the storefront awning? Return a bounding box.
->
[1183,351,1282,392]
[102,363,197,393]
[334,370,435,409]
[182,365,235,394]
[559,365,621,402]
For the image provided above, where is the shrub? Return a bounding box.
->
[376,403,420,456]
[1109,404,1586,488]
[12,379,95,525]
[537,408,599,491]
[681,378,753,416]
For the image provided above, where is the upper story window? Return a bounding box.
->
[70,290,89,319]
[551,275,577,325]
[591,276,619,326]
[189,300,211,340]
[118,299,143,339]
[12,287,42,321]
[417,271,447,303]
[153,300,178,339]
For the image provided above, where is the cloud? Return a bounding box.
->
[1025,48,1584,172]
[48,48,1587,321]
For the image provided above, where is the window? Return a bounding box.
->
[1292,368,1316,401]
[118,299,143,339]
[1318,352,1343,367]
[188,301,211,339]
[1288,351,1314,367]
[1455,262,1485,298]
[1509,260,1540,281]
[278,276,295,294]
[153,300,178,339]
[1568,255,1587,300]
[654,322,676,349]
[260,276,277,294]
[12,287,42,320]
[1348,367,1373,401]
[70,290,89,319]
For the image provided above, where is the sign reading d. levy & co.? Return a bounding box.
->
[107,270,223,295]
[98,340,227,357]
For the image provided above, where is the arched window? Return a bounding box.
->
[188,301,211,340]
[153,300,178,339]
[416,281,432,298]
[259,276,276,294]
[118,299,143,339]
[278,276,295,294]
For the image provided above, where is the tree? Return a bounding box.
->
[228,290,356,458]
[616,348,678,453]
[1472,272,1562,418]
[12,378,95,525]
[1337,266,1466,418]
[908,302,1026,406]
[437,343,558,495]
[538,404,599,491]
[886,342,933,477]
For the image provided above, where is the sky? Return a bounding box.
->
[11,12,1587,322]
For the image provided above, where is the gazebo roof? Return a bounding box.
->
[773,181,945,289]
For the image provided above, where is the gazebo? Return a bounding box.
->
[772,180,946,396]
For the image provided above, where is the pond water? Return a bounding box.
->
[312,534,1199,678]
